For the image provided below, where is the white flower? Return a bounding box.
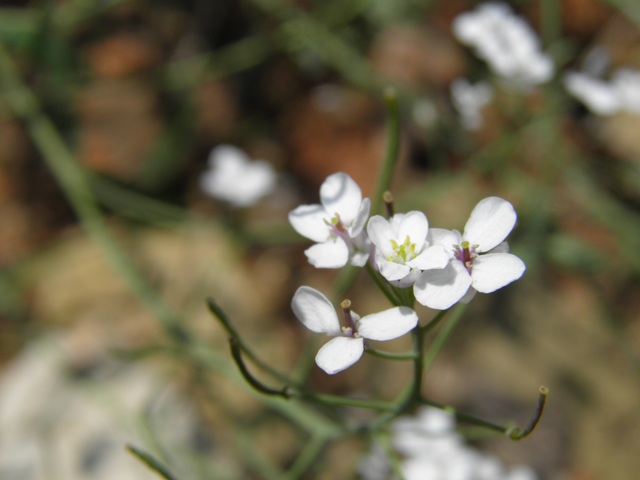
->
[360,407,539,480]
[367,212,450,288]
[563,71,620,115]
[200,145,277,206]
[414,197,526,310]
[453,3,554,87]
[291,286,418,374]
[451,78,493,130]
[564,67,640,116]
[289,173,371,268]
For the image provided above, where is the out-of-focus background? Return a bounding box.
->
[1,0,640,479]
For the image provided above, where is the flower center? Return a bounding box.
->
[341,299,360,338]
[387,236,417,264]
[324,213,347,239]
[453,240,478,274]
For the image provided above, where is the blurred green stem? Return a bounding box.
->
[422,303,467,371]
[372,87,401,216]
[365,263,402,306]
[207,298,299,387]
[0,40,188,340]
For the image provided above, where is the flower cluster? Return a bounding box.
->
[564,68,640,116]
[359,407,538,480]
[290,173,525,373]
[452,3,554,87]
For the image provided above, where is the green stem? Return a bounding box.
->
[365,263,402,307]
[206,298,298,387]
[419,398,508,435]
[371,87,401,216]
[228,338,291,399]
[282,435,327,480]
[126,444,179,480]
[419,309,449,333]
[365,348,417,361]
[422,303,468,371]
[507,386,549,441]
[297,392,396,412]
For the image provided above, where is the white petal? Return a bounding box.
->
[490,241,509,254]
[320,173,362,223]
[348,231,371,267]
[315,336,364,374]
[459,287,477,304]
[393,268,421,288]
[367,215,396,258]
[427,228,460,254]
[357,307,418,341]
[564,71,620,115]
[349,250,370,267]
[407,244,450,270]
[471,253,525,293]
[414,261,472,310]
[463,197,517,252]
[291,286,341,335]
[289,204,330,243]
[397,211,429,252]
[209,144,249,168]
[378,257,411,282]
[305,238,349,268]
[348,197,370,237]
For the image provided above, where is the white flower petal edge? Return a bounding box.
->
[470,253,525,293]
[357,307,418,341]
[414,261,473,310]
[320,172,363,224]
[316,337,364,375]
[288,204,332,243]
[305,238,350,268]
[463,197,516,252]
[291,287,342,336]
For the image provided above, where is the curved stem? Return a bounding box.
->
[229,338,291,399]
[206,298,298,387]
[508,386,549,440]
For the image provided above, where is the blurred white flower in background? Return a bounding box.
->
[564,68,640,116]
[360,407,539,480]
[451,78,494,130]
[453,3,554,87]
[200,144,277,207]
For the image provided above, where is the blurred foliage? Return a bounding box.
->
[1,1,640,480]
